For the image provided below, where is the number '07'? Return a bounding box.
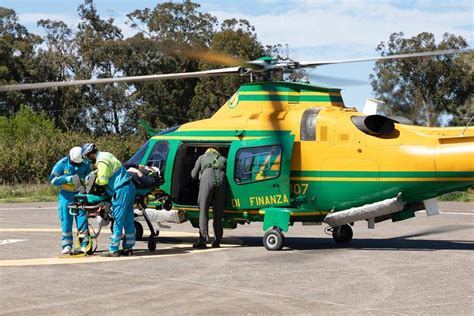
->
[290,183,308,195]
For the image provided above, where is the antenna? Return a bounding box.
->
[460,116,473,136]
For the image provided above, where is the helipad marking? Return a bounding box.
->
[0,228,199,237]
[439,211,474,216]
[0,239,27,245]
[0,207,57,211]
[0,244,237,267]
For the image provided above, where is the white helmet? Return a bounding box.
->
[69,147,83,164]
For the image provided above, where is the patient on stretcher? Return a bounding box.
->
[127,165,163,189]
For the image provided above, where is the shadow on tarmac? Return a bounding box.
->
[153,224,474,252]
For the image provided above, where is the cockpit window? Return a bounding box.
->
[146,141,170,172]
[300,108,322,141]
[126,141,149,166]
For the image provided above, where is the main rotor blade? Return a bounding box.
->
[307,73,367,86]
[0,67,241,92]
[299,49,473,68]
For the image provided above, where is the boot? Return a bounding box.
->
[62,246,72,255]
[120,248,134,256]
[192,240,207,249]
[100,251,120,257]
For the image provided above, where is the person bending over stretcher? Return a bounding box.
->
[81,143,136,257]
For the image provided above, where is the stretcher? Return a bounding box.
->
[68,187,172,253]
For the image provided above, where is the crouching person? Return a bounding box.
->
[81,143,136,257]
[49,147,91,255]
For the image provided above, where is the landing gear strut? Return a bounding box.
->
[332,224,353,243]
[263,227,285,251]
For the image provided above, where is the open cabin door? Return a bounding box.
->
[227,134,295,210]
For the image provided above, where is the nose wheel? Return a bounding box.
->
[263,227,285,251]
[332,224,353,243]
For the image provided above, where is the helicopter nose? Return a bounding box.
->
[435,138,474,193]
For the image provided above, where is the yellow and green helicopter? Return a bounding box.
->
[1,49,473,251]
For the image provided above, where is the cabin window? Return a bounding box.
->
[146,141,170,172]
[300,108,322,141]
[234,145,282,184]
[126,141,150,166]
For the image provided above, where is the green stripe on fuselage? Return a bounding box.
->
[291,170,474,178]
[238,94,343,103]
[238,82,342,93]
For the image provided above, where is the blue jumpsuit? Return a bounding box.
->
[95,151,136,253]
[49,157,91,250]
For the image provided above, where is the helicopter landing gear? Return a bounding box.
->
[332,224,353,243]
[263,227,285,251]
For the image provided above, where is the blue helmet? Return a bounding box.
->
[81,143,97,158]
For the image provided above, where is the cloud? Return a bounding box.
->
[208,0,472,60]
[18,13,80,36]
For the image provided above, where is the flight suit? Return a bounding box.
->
[95,151,136,253]
[49,157,91,250]
[191,149,227,243]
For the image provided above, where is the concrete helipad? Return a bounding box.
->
[0,202,473,315]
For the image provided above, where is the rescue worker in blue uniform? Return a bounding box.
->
[81,143,136,257]
[49,147,91,255]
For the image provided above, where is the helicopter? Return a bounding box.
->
[1,48,473,251]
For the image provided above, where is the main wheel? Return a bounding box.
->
[263,227,285,251]
[134,221,144,241]
[148,237,157,251]
[332,224,353,243]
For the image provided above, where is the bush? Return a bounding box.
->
[0,106,145,184]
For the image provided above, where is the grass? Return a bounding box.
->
[0,183,57,203]
[0,183,472,203]
[438,190,474,202]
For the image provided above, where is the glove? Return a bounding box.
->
[64,175,73,183]
[72,174,86,193]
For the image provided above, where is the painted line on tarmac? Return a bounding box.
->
[0,228,199,237]
[0,239,27,245]
[439,211,474,216]
[0,228,63,233]
[0,207,57,211]
[0,244,237,267]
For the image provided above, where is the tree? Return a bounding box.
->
[370,32,471,126]
[189,18,264,120]
[75,0,133,135]
[124,0,218,129]
[33,19,85,130]
[0,7,41,114]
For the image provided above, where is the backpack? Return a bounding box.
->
[200,151,225,186]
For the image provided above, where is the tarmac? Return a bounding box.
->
[0,201,473,315]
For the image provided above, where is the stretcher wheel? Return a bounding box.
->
[163,199,172,211]
[148,237,157,251]
[263,227,284,251]
[110,220,114,234]
[134,221,144,241]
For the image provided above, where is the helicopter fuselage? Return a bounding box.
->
[132,81,473,232]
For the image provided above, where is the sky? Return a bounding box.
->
[2,0,473,110]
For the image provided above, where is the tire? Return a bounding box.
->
[263,227,285,251]
[148,237,157,251]
[134,221,144,241]
[163,198,172,211]
[332,224,353,243]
